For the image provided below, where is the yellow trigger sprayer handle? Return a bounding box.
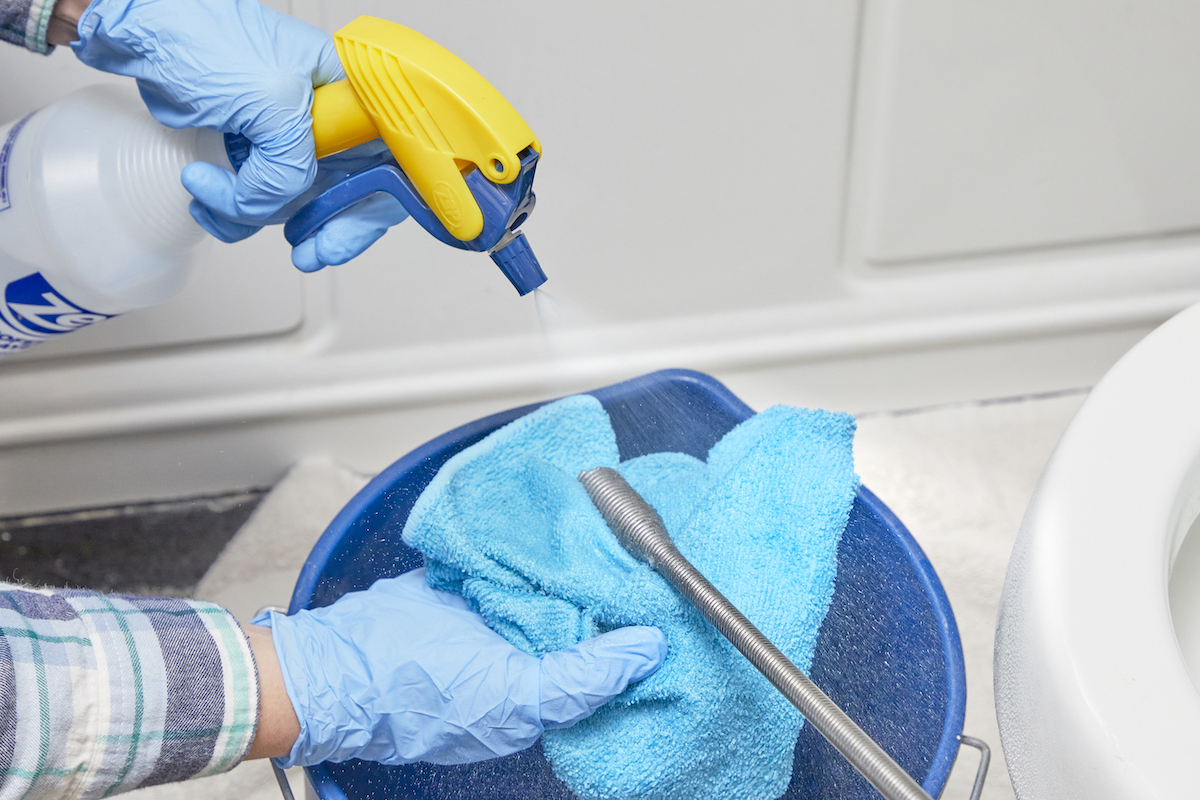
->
[310,17,541,242]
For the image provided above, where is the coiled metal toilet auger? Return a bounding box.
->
[579,467,949,800]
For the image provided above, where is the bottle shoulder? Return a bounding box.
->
[13,84,223,312]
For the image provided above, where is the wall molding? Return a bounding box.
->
[1,285,1194,449]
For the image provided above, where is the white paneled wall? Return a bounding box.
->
[860,1,1200,263]
[1,1,1197,513]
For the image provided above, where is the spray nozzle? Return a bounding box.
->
[490,232,546,296]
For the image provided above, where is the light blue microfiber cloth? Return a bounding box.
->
[402,394,858,800]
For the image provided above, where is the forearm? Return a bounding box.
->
[243,624,300,760]
[45,0,87,45]
[0,584,260,800]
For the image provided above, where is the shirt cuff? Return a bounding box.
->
[0,586,260,800]
[23,0,55,53]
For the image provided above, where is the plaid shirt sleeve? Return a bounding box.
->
[0,583,260,800]
[0,0,53,53]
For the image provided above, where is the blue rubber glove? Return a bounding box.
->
[285,192,408,273]
[72,0,408,271]
[258,568,668,767]
[180,141,410,272]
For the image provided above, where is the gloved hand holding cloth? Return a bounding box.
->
[252,570,666,767]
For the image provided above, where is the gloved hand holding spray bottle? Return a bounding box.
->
[0,4,546,356]
[0,0,664,771]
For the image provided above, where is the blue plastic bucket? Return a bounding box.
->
[290,369,967,800]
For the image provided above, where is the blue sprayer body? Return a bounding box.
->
[225,134,547,297]
[284,148,545,296]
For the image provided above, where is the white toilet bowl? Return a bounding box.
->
[995,302,1200,799]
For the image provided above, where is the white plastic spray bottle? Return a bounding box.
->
[0,83,230,356]
[0,18,547,359]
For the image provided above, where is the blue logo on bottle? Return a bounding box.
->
[0,272,114,354]
[0,113,32,214]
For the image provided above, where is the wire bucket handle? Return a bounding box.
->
[956,734,991,800]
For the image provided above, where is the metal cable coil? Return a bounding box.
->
[578,466,932,800]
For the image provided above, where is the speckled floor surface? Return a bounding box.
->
[1,392,1089,800]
